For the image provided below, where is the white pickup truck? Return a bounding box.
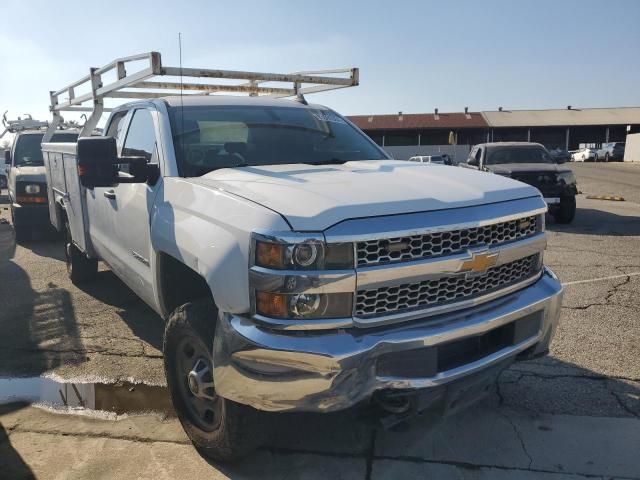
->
[43,53,562,461]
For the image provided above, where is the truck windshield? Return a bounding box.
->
[486,147,555,165]
[168,105,387,177]
[13,133,79,167]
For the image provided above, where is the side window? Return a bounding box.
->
[468,147,479,165]
[121,109,157,174]
[475,148,483,164]
[468,147,476,162]
[106,111,128,141]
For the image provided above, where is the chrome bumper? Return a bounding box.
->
[213,267,563,413]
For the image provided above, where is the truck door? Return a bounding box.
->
[85,110,130,264]
[103,108,161,307]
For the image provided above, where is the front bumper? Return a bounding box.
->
[11,202,50,227]
[213,267,563,413]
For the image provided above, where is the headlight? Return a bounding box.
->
[255,292,353,319]
[254,238,354,270]
[25,184,42,194]
[557,172,576,185]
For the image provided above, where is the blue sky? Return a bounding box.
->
[0,0,639,124]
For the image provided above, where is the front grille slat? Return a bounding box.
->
[355,255,539,318]
[357,216,537,267]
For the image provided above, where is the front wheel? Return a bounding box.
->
[163,298,264,462]
[11,207,31,243]
[553,196,576,224]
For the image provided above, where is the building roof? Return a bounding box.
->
[349,107,640,131]
[348,112,488,130]
[482,107,640,127]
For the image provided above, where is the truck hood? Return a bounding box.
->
[13,166,46,183]
[192,160,540,231]
[486,163,570,176]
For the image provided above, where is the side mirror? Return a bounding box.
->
[4,150,10,165]
[77,137,119,188]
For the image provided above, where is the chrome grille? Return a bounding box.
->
[355,255,539,317]
[357,216,538,267]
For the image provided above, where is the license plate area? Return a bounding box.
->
[376,311,543,378]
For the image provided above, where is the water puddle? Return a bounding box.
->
[0,376,174,417]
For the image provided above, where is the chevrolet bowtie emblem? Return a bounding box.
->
[461,251,499,274]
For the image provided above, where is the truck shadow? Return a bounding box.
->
[0,403,35,480]
[0,224,85,377]
[206,357,639,477]
[77,270,164,352]
[546,207,640,236]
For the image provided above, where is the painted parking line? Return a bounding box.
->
[585,195,625,201]
[563,271,640,286]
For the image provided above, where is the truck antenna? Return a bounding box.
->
[178,32,185,164]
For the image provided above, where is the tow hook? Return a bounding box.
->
[373,390,411,414]
[373,391,419,430]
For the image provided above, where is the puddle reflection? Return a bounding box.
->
[0,377,173,416]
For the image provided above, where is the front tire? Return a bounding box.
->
[64,218,97,283]
[163,298,263,462]
[553,196,576,224]
[11,207,31,243]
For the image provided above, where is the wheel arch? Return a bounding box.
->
[156,251,216,319]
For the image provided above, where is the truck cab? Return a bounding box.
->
[6,129,78,240]
[461,142,578,223]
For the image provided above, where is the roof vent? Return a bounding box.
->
[367,116,373,123]
[464,106,471,119]
[434,108,439,120]
[398,111,403,121]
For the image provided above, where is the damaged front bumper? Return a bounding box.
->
[213,267,563,413]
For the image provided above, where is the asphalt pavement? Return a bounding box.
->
[0,163,639,479]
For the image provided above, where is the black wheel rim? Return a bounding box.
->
[175,335,220,432]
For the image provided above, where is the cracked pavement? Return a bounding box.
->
[1,163,640,479]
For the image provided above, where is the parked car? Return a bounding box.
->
[6,129,78,241]
[408,154,452,165]
[571,147,597,162]
[549,147,571,163]
[43,52,562,462]
[461,142,577,223]
[595,142,625,162]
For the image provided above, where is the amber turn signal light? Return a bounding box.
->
[16,196,47,204]
[255,291,288,318]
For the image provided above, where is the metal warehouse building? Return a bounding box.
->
[349,107,640,160]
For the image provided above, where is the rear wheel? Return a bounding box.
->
[163,298,263,462]
[64,217,97,283]
[553,196,576,224]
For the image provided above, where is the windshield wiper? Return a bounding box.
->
[305,158,349,165]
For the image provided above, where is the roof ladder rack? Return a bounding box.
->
[46,51,359,140]
[1,112,49,139]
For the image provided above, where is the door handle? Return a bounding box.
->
[104,190,116,200]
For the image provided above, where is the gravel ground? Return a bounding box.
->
[1,162,639,478]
